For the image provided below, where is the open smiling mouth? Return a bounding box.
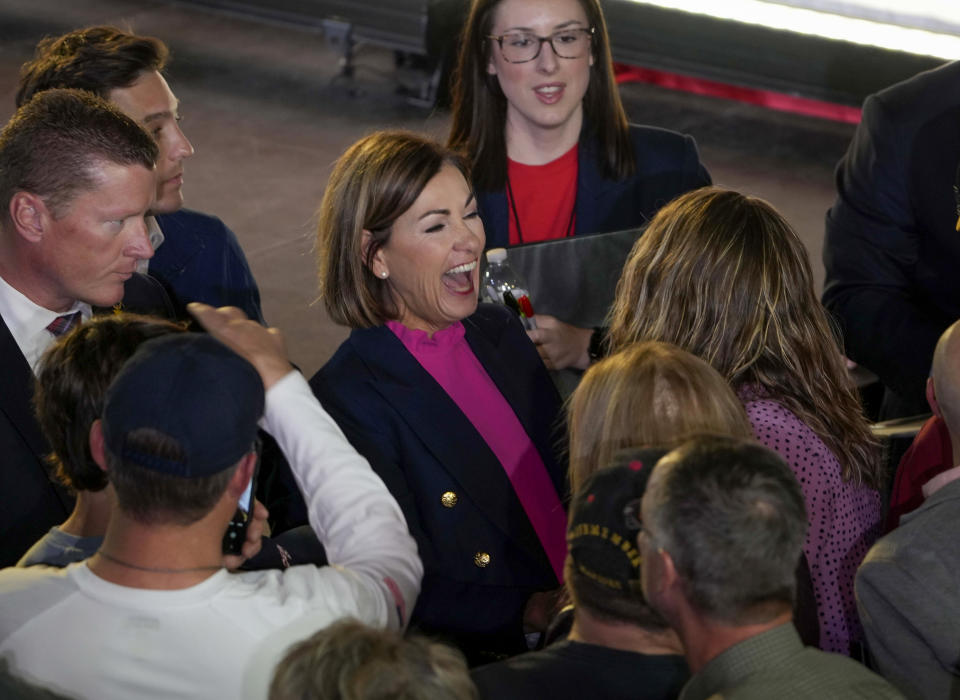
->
[442,260,477,294]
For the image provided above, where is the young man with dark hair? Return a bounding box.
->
[17,25,264,322]
[17,314,184,567]
[0,88,172,567]
[641,437,901,698]
[0,304,421,699]
[472,448,688,700]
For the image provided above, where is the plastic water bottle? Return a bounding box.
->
[482,248,537,330]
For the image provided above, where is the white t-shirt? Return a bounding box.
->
[0,371,422,699]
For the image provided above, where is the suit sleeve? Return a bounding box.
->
[856,543,960,700]
[823,94,949,407]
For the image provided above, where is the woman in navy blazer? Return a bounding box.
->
[447,0,710,371]
[309,131,567,661]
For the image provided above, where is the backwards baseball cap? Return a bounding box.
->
[567,447,667,594]
[102,333,264,477]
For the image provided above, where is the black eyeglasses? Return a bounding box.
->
[488,27,594,64]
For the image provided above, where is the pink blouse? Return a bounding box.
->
[741,391,882,655]
[388,320,567,581]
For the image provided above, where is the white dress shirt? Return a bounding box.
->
[0,273,91,372]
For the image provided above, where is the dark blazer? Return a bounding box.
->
[153,209,265,323]
[310,304,565,656]
[477,123,711,248]
[823,61,960,416]
[0,273,173,567]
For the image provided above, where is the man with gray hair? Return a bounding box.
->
[640,436,901,698]
[857,319,960,698]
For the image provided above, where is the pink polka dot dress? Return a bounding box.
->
[742,395,882,655]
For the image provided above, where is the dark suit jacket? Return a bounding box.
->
[0,273,173,567]
[153,209,264,323]
[310,304,565,656]
[823,61,960,416]
[477,123,711,248]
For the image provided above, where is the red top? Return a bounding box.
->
[886,415,953,532]
[506,144,578,245]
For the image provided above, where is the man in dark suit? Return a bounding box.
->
[17,26,265,323]
[823,61,960,418]
[0,88,163,566]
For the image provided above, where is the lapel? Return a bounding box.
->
[0,313,63,495]
[153,212,206,277]
[348,323,551,568]
[462,311,563,494]
[477,188,511,249]
[574,134,610,237]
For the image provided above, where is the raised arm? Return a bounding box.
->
[188,303,422,630]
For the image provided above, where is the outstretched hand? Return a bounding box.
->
[526,314,592,370]
[187,303,292,389]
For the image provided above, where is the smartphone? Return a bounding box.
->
[222,440,261,555]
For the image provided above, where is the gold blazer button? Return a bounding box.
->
[474,552,491,568]
[441,491,458,508]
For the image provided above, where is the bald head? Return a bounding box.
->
[932,321,960,432]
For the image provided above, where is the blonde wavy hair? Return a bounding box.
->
[608,187,881,488]
[567,340,753,494]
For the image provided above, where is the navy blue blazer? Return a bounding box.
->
[0,273,174,567]
[824,61,960,416]
[478,124,711,247]
[153,209,265,323]
[310,304,566,655]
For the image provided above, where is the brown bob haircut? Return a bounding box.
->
[567,340,753,494]
[317,130,471,329]
[447,0,634,192]
[608,187,882,489]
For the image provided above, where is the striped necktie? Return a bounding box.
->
[46,311,82,337]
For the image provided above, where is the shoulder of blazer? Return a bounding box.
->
[477,189,510,250]
[101,272,177,321]
[462,303,513,343]
[872,60,960,122]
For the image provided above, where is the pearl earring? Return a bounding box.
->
[380,271,388,279]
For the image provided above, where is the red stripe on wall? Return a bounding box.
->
[614,63,862,124]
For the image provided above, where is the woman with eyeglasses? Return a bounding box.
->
[448,0,711,371]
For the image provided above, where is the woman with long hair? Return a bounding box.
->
[608,186,883,656]
[448,0,710,370]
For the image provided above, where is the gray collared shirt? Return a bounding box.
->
[680,622,903,700]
